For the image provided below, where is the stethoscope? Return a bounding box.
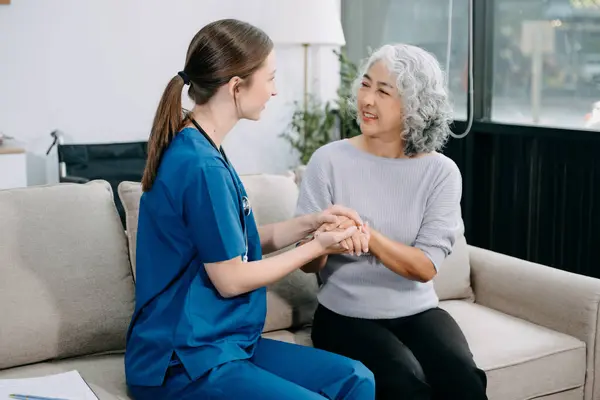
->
[189,117,249,262]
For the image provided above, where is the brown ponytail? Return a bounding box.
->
[141,75,186,191]
[141,19,273,191]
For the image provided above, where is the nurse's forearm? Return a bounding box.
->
[258,214,315,254]
[205,240,326,298]
[295,237,329,273]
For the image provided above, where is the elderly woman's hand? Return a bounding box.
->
[317,216,370,256]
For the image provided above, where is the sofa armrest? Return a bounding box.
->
[469,245,600,399]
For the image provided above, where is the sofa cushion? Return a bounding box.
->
[117,181,142,279]
[440,300,586,400]
[263,270,319,333]
[0,181,135,370]
[240,172,299,227]
[0,328,311,400]
[240,173,319,332]
[118,173,319,333]
[433,233,474,301]
[0,354,129,400]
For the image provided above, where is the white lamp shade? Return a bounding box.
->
[257,0,346,46]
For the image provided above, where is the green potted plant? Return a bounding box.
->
[334,49,361,139]
[280,49,361,181]
[280,94,337,182]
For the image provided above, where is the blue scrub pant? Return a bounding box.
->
[129,338,375,399]
[129,339,375,400]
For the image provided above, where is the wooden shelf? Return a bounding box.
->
[0,146,25,155]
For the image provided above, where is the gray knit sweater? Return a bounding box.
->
[296,139,463,319]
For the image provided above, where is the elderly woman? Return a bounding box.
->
[296,44,488,399]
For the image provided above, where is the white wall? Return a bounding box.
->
[0,0,342,185]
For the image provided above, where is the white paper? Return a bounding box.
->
[0,370,98,400]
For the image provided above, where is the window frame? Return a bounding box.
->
[463,0,599,137]
[341,0,600,138]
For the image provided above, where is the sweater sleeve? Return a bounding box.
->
[414,162,463,271]
[295,149,334,216]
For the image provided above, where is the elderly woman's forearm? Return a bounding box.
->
[369,229,436,282]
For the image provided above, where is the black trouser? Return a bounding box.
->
[311,304,488,400]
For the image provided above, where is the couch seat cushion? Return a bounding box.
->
[440,300,586,400]
[0,354,129,400]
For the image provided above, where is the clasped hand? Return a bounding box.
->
[307,205,370,255]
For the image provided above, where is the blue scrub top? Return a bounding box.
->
[125,127,266,387]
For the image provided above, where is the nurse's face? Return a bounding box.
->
[236,50,278,121]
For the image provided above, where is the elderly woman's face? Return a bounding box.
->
[357,61,403,138]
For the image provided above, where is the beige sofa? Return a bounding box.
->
[1,175,600,400]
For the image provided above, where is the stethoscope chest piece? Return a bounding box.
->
[242,196,251,217]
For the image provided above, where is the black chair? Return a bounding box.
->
[47,131,147,226]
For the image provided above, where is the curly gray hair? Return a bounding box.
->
[351,43,453,156]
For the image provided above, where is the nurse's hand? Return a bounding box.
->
[314,225,359,254]
[316,217,370,256]
[314,205,363,231]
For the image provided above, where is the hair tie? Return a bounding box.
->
[178,71,190,85]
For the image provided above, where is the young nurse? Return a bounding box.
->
[124,19,375,400]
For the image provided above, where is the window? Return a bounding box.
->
[492,0,600,131]
[341,0,470,120]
